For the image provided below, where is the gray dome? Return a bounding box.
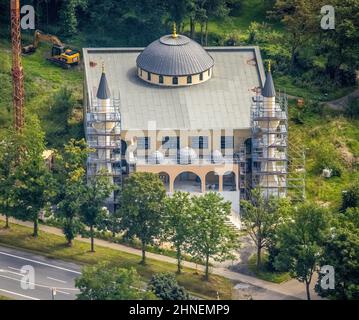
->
[136,34,214,76]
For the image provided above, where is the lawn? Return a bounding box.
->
[0,41,84,148]
[248,254,291,284]
[0,221,233,300]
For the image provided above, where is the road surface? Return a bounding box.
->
[0,245,81,300]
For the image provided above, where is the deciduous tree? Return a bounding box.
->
[188,192,239,280]
[274,203,330,300]
[119,172,166,264]
[163,191,193,273]
[79,173,115,252]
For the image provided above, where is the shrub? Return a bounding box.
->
[148,273,190,300]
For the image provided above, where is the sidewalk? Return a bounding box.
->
[0,216,322,300]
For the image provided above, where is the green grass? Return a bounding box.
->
[289,101,359,205]
[0,221,233,300]
[0,295,11,300]
[248,254,291,284]
[0,41,84,148]
[275,75,356,101]
[207,0,282,36]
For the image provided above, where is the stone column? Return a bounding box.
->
[219,175,223,192]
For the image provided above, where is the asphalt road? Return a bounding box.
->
[0,245,81,300]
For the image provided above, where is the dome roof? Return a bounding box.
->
[149,151,165,164]
[136,34,214,76]
[212,150,224,164]
[179,147,197,164]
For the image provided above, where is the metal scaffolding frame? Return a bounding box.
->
[240,91,305,202]
[85,94,123,211]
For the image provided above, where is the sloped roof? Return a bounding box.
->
[136,34,214,76]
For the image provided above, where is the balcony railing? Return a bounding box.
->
[135,154,241,165]
[86,126,121,136]
[87,140,120,148]
[87,153,122,163]
[86,113,121,122]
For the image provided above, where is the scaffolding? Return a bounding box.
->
[85,94,123,211]
[240,91,305,201]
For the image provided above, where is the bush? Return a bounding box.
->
[148,273,190,300]
[311,141,343,177]
[340,181,359,212]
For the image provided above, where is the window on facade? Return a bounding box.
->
[191,136,208,149]
[162,136,179,149]
[187,76,192,84]
[199,73,203,81]
[147,72,151,81]
[173,77,178,85]
[208,69,211,76]
[221,136,234,149]
[140,68,142,76]
[137,137,150,150]
[159,75,164,84]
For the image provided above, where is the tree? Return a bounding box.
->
[54,139,91,246]
[274,203,330,300]
[79,174,115,252]
[240,188,291,269]
[0,130,19,228]
[75,262,155,300]
[148,272,190,300]
[166,0,194,31]
[11,117,55,237]
[188,192,239,280]
[60,0,88,36]
[119,172,166,264]
[316,207,359,300]
[271,0,319,70]
[163,191,193,273]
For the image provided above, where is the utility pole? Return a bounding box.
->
[10,0,25,132]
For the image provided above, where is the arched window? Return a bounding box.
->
[173,77,178,85]
[147,72,151,81]
[187,75,192,84]
[159,75,164,84]
[199,73,203,81]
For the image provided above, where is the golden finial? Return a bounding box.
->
[102,61,105,73]
[268,60,271,73]
[172,22,178,38]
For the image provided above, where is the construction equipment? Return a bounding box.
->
[11,0,25,132]
[22,30,81,69]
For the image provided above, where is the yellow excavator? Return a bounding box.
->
[22,30,80,69]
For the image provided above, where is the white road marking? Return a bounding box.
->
[0,251,81,274]
[7,266,22,272]
[0,288,40,300]
[47,276,67,284]
[0,274,79,292]
[56,290,70,295]
[3,270,22,276]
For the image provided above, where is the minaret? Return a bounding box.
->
[260,61,280,195]
[92,63,116,180]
